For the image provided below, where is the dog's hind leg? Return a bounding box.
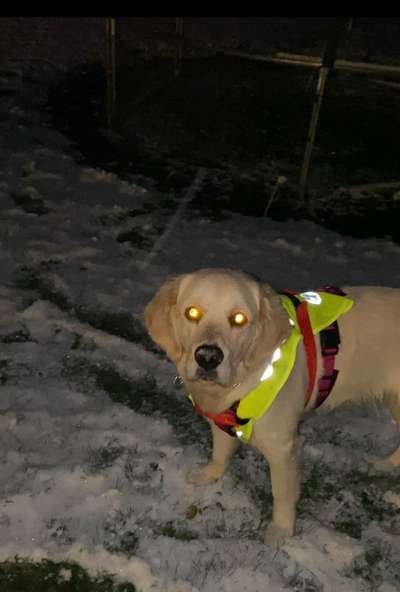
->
[382,391,400,467]
[372,391,400,470]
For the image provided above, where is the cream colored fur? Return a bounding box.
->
[144,269,400,542]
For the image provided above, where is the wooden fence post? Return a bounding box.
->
[174,17,184,77]
[299,18,351,200]
[105,17,117,126]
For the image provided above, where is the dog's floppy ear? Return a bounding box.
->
[243,282,291,371]
[144,275,185,362]
[259,283,288,323]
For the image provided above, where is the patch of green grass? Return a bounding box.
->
[0,558,136,591]
[112,531,139,556]
[46,519,74,546]
[0,358,10,384]
[11,190,50,215]
[229,452,273,529]
[346,539,400,590]
[63,355,209,447]
[299,463,337,508]
[15,264,71,310]
[1,324,32,344]
[98,207,148,227]
[88,440,125,472]
[159,521,198,541]
[247,484,273,522]
[74,306,156,352]
[333,515,363,540]
[116,228,154,249]
[100,509,139,557]
[298,462,400,539]
[15,265,156,352]
[15,265,40,291]
[94,366,147,406]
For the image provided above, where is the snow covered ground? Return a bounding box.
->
[0,64,399,592]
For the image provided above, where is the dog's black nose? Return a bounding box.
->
[195,344,224,371]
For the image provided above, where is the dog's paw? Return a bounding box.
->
[186,462,225,485]
[264,522,294,546]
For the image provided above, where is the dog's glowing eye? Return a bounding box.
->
[229,312,248,327]
[185,306,203,322]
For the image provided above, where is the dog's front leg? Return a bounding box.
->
[187,421,240,485]
[258,435,301,543]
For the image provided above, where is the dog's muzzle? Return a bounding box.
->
[194,344,224,371]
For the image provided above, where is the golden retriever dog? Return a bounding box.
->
[144,268,400,542]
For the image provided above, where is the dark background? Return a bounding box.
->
[1,17,400,238]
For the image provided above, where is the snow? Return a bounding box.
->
[0,64,399,592]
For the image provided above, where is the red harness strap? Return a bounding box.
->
[283,291,317,407]
[295,301,318,406]
[284,287,344,409]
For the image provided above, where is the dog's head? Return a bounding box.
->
[144,269,291,394]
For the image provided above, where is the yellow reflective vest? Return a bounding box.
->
[190,290,353,443]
